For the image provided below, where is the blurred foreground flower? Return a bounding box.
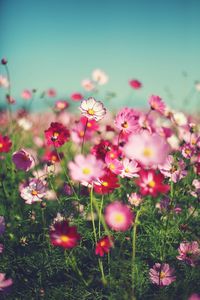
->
[0,273,13,291]
[12,149,34,171]
[0,134,12,153]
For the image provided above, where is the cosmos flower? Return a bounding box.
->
[54,100,69,112]
[92,69,109,85]
[12,149,34,171]
[188,294,200,300]
[0,75,9,88]
[0,273,13,291]
[135,169,170,197]
[71,93,83,101]
[128,193,143,207]
[91,139,112,161]
[124,131,170,167]
[119,158,140,178]
[68,154,105,183]
[71,121,92,144]
[177,241,200,266]
[95,236,114,257]
[21,89,32,100]
[43,150,63,164]
[129,79,142,89]
[0,244,4,253]
[20,179,47,204]
[81,79,95,91]
[148,95,166,114]
[181,143,195,159]
[114,107,139,134]
[159,155,187,183]
[46,88,56,97]
[0,134,12,153]
[50,219,80,249]
[93,170,120,194]
[44,122,70,147]
[105,201,133,231]
[149,263,176,286]
[80,116,99,132]
[79,97,106,121]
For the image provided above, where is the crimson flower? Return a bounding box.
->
[95,236,114,257]
[135,169,170,197]
[43,150,63,164]
[44,122,70,147]
[0,134,12,153]
[129,79,142,89]
[94,170,120,194]
[50,220,80,249]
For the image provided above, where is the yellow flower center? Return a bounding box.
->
[102,181,108,187]
[143,147,153,157]
[148,180,155,188]
[100,240,106,247]
[53,132,59,139]
[79,130,84,137]
[159,271,165,279]
[58,102,65,109]
[125,168,129,173]
[31,190,38,196]
[122,121,128,128]
[114,213,125,224]
[61,235,69,242]
[109,163,115,170]
[51,155,57,162]
[82,168,91,175]
[87,109,95,115]
[0,143,3,148]
[87,122,92,128]
[185,149,191,155]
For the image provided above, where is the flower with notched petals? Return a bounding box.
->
[44,122,70,147]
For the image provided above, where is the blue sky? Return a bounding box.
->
[0,0,200,110]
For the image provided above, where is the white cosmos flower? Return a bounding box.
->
[81,79,95,91]
[92,69,109,85]
[79,97,106,121]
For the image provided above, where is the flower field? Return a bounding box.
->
[0,61,200,300]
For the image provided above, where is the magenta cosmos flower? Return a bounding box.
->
[129,79,142,89]
[124,131,170,167]
[149,263,176,286]
[177,241,200,266]
[44,122,70,148]
[12,149,34,171]
[105,201,133,231]
[79,97,106,121]
[148,95,166,115]
[68,154,105,183]
[20,179,47,204]
[0,273,13,291]
[114,107,139,134]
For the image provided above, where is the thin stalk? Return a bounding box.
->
[132,209,140,299]
[98,195,104,237]
[81,118,88,154]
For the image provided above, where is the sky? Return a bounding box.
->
[0,0,200,111]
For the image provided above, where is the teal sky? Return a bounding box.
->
[0,0,200,110]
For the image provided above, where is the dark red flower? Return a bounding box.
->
[43,150,63,164]
[94,169,120,194]
[135,169,170,197]
[91,140,112,161]
[71,93,83,101]
[44,122,70,147]
[0,134,12,153]
[50,220,80,249]
[95,236,114,257]
[129,79,142,89]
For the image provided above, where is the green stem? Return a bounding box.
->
[132,209,140,298]
[81,118,88,154]
[90,186,97,243]
[98,195,104,238]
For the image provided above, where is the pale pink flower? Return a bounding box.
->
[92,69,109,85]
[114,108,139,134]
[12,149,35,171]
[21,89,32,100]
[181,143,195,159]
[81,79,95,91]
[119,158,140,178]
[148,95,166,114]
[191,179,200,198]
[105,157,123,175]
[105,201,133,231]
[159,155,187,183]
[149,263,176,286]
[79,97,106,121]
[68,154,105,183]
[128,193,143,207]
[46,88,56,97]
[0,273,13,291]
[20,179,47,204]
[0,75,9,88]
[124,131,170,167]
[177,241,200,266]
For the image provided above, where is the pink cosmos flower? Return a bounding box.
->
[159,155,187,183]
[68,154,105,183]
[124,131,170,167]
[12,149,34,171]
[177,241,200,266]
[129,79,142,89]
[119,158,140,178]
[188,294,200,300]
[0,75,9,88]
[148,95,166,114]
[46,88,56,97]
[54,100,69,112]
[20,179,47,204]
[71,122,92,144]
[105,201,133,231]
[71,93,83,101]
[114,108,139,134]
[0,273,13,291]
[191,179,200,198]
[21,89,32,100]
[0,216,5,235]
[149,263,176,286]
[181,143,195,159]
[79,97,106,121]
[81,79,95,91]
[128,193,143,207]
